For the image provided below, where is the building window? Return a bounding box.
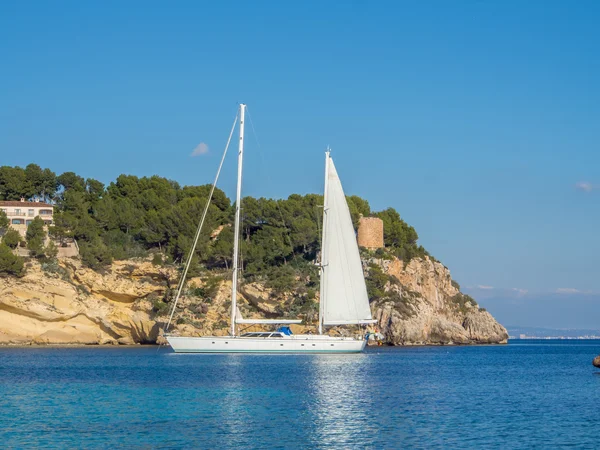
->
[39,209,53,215]
[28,209,34,217]
[26,220,33,226]
[12,219,24,225]
[14,209,21,216]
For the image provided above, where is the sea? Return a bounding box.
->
[1,340,599,449]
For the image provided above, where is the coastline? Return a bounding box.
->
[0,340,513,349]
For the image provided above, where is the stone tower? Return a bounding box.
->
[357,217,384,249]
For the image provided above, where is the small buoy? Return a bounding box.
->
[593,355,600,368]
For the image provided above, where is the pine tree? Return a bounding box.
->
[26,216,46,258]
[0,243,25,277]
[2,229,23,249]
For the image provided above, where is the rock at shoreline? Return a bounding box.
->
[0,255,508,346]
[593,356,600,368]
[371,257,508,345]
[0,259,170,346]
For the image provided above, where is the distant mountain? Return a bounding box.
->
[507,326,600,339]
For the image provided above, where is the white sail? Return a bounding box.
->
[321,155,375,326]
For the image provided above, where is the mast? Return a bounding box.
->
[318,148,330,335]
[231,104,246,336]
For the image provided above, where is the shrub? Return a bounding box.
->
[365,264,390,302]
[450,293,478,314]
[45,241,58,259]
[215,320,228,329]
[79,239,113,270]
[264,265,296,295]
[0,243,25,277]
[288,295,318,319]
[388,293,416,319]
[188,275,222,303]
[76,284,91,296]
[2,228,22,249]
[41,259,60,273]
[152,298,169,315]
[151,253,163,266]
[374,247,393,260]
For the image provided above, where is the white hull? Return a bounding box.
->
[166,335,366,353]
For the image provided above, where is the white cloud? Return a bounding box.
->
[191,142,209,156]
[512,288,528,295]
[555,288,581,294]
[464,285,598,299]
[575,182,593,192]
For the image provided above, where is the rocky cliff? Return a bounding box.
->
[0,260,173,345]
[0,255,507,346]
[369,257,508,345]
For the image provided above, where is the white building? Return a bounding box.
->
[0,198,54,237]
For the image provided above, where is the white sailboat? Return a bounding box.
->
[166,104,375,353]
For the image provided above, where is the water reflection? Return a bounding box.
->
[306,354,377,448]
[214,355,254,446]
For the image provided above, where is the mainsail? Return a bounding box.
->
[320,154,375,326]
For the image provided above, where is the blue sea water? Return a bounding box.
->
[1,340,599,449]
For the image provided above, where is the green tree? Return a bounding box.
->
[113,198,138,234]
[61,189,89,218]
[0,210,8,233]
[2,228,23,249]
[373,207,425,263]
[41,168,58,199]
[181,185,230,211]
[138,209,166,247]
[0,166,27,200]
[24,164,45,198]
[85,178,105,203]
[57,171,86,192]
[347,195,371,229]
[72,215,99,242]
[45,241,59,259]
[79,238,113,269]
[209,226,233,269]
[290,217,318,253]
[24,164,57,199]
[48,212,73,246]
[0,243,25,277]
[26,216,46,258]
[0,162,435,275]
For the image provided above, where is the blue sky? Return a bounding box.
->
[1,1,599,326]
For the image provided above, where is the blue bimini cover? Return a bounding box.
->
[277,326,293,335]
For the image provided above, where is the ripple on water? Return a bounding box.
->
[1,341,600,448]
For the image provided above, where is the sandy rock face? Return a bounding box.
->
[239,283,280,315]
[0,259,170,345]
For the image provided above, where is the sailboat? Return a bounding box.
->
[166,104,375,353]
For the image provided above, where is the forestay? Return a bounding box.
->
[321,155,375,326]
